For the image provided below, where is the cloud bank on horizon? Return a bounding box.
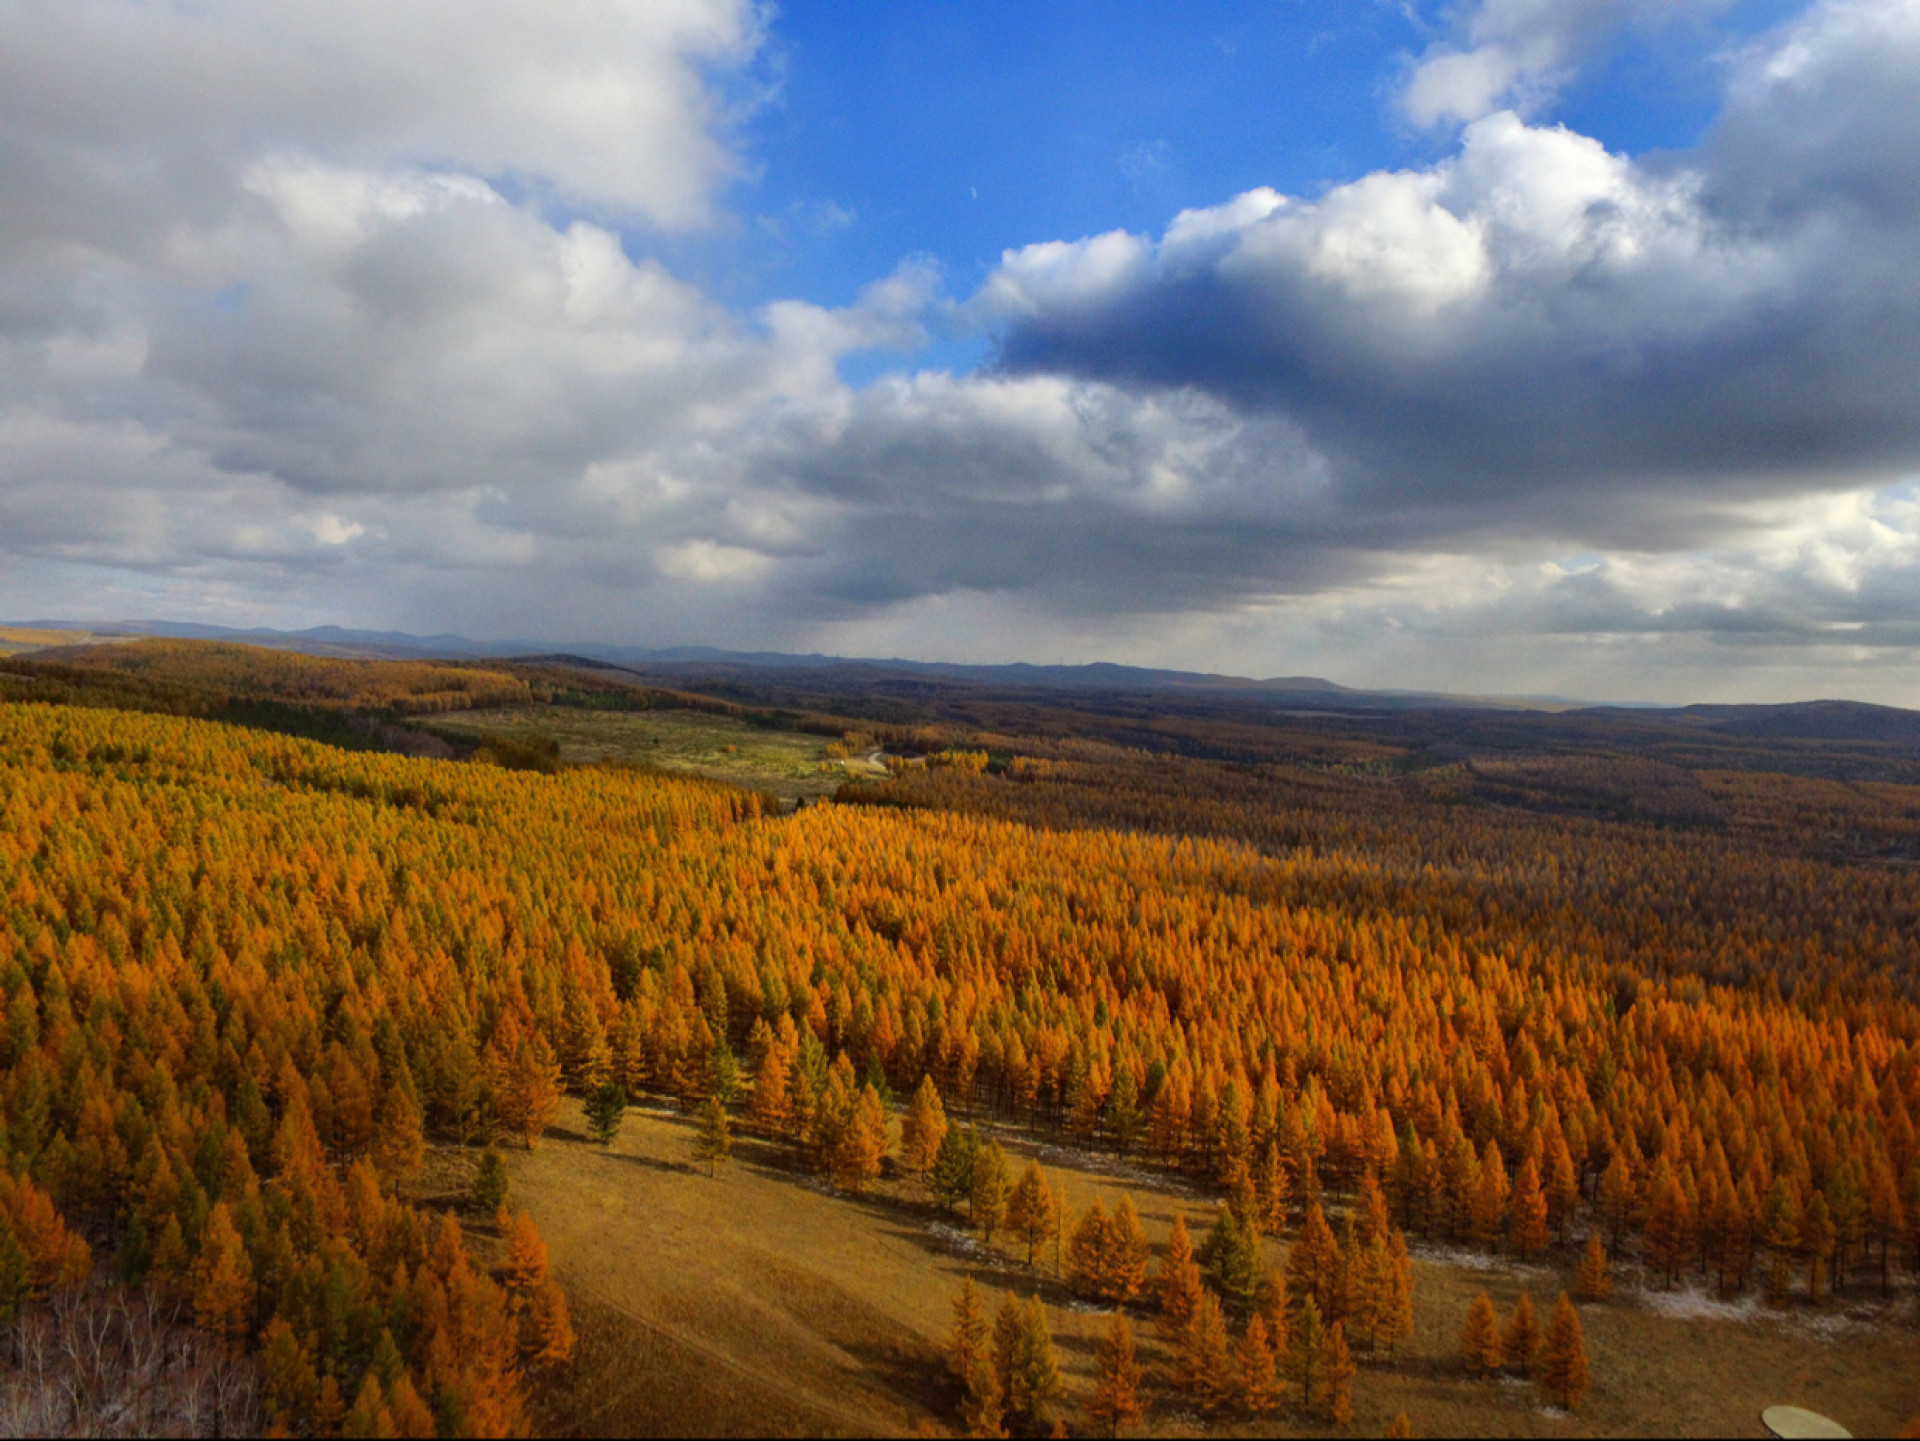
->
[2,0,1919,701]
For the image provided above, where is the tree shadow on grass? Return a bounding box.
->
[597,1149,701,1178]
[833,1333,958,1424]
[730,1134,810,1176]
[869,1214,1120,1315]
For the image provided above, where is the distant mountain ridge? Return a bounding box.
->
[8,618,1589,708]
[14,618,1914,725]
[0,620,1354,684]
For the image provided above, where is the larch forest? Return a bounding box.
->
[0,639,1913,1435]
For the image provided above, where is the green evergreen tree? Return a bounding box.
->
[692,1096,733,1178]
[584,1080,627,1147]
[472,1147,510,1215]
[1195,1202,1264,1318]
[704,1039,740,1107]
[932,1127,982,1214]
[992,1294,1064,1433]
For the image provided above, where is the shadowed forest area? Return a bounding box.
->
[0,637,1915,1434]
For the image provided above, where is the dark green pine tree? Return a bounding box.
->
[1195,1203,1264,1318]
[930,1126,982,1214]
[584,1081,628,1147]
[472,1146,510,1216]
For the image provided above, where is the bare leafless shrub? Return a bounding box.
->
[0,1291,259,1438]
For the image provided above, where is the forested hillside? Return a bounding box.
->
[2,687,1918,1431]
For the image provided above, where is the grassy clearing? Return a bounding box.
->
[492,1100,1919,1439]
[418,705,880,799]
[0,626,113,655]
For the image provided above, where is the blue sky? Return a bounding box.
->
[726,1,1791,312]
[2,0,1919,701]
[736,4,1417,312]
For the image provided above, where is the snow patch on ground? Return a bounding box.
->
[972,1123,1199,1199]
[1061,1298,1115,1315]
[926,1221,991,1258]
[1640,1284,1765,1324]
[1409,1243,1508,1273]
[1408,1242,1565,1284]
[1635,1279,1882,1339]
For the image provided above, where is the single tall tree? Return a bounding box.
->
[371,1088,426,1193]
[1156,1214,1204,1336]
[1471,1141,1510,1250]
[1576,1230,1613,1301]
[691,1095,732,1177]
[1254,1272,1292,1372]
[1323,1321,1355,1425]
[901,1075,948,1179]
[1176,1290,1235,1414]
[1763,1178,1802,1305]
[1007,1163,1058,1268]
[1539,1293,1590,1411]
[1461,1292,1501,1378]
[993,1295,1064,1434]
[960,1352,1004,1440]
[1380,1230,1416,1356]
[1288,1295,1328,1412]
[584,1080,627,1147]
[1256,1141,1291,1235]
[1196,1203,1263,1319]
[1644,1161,1691,1288]
[1350,1235,1389,1352]
[522,1277,577,1365]
[191,1202,255,1345]
[1509,1155,1550,1261]
[1107,1068,1144,1156]
[1502,1293,1540,1377]
[472,1146,509,1218]
[950,1277,991,1384]
[971,1141,1013,1244]
[832,1083,888,1192]
[1105,1195,1150,1302]
[931,1127,982,1214]
[1067,1199,1111,1294]
[1547,1134,1581,1242]
[1599,1152,1637,1251]
[494,1025,563,1150]
[1236,1312,1283,1415]
[1288,1201,1340,1319]
[500,1211,551,1297]
[1804,1191,1836,1304]
[1084,1311,1145,1439]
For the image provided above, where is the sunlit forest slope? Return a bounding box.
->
[0,641,1918,1432]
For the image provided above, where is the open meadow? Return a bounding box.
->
[416,704,876,801]
[0,626,114,657]
[491,1099,1917,1439]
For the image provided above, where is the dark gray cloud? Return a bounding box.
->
[1,0,1918,698]
[982,2,1920,565]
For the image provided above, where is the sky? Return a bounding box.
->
[3,0,1919,702]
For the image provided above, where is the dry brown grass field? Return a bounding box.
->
[472,1100,1919,1439]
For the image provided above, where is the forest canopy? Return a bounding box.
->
[0,642,1917,1431]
